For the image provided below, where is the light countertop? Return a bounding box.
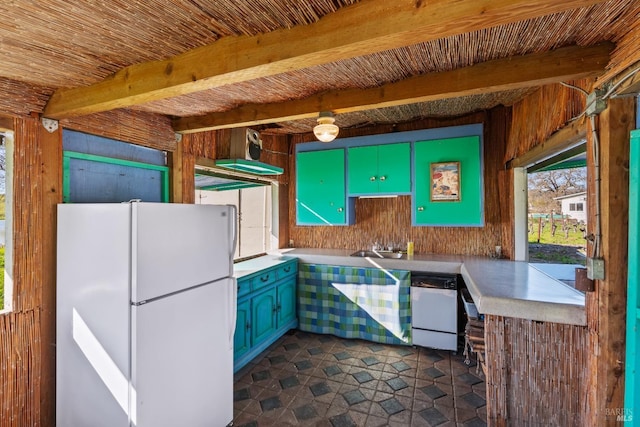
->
[233,253,297,279]
[285,248,586,326]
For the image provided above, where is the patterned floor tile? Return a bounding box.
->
[279,375,300,389]
[419,407,449,426]
[458,372,483,385]
[232,330,486,426]
[461,392,486,408]
[251,370,271,382]
[295,359,314,371]
[330,413,357,427]
[424,366,445,378]
[352,371,375,384]
[419,384,447,400]
[259,396,282,412]
[334,351,353,361]
[343,389,367,406]
[362,356,381,366]
[234,387,251,402]
[308,346,324,356]
[391,360,411,372]
[380,397,405,415]
[386,377,409,391]
[309,381,332,397]
[293,403,319,421]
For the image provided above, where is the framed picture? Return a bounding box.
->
[430,161,461,201]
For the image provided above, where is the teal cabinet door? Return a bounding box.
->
[234,299,251,360]
[296,149,347,225]
[251,288,277,347]
[277,279,296,327]
[414,136,483,226]
[347,143,410,195]
[347,145,379,194]
[378,143,411,194]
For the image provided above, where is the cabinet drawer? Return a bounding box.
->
[276,261,297,280]
[237,278,251,298]
[251,269,277,291]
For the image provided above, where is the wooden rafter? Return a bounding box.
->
[175,43,613,133]
[43,0,606,119]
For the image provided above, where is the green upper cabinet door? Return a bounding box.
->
[296,148,349,225]
[414,136,483,226]
[348,143,410,195]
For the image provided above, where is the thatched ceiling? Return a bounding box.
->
[0,0,638,135]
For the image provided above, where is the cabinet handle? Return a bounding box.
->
[284,266,291,272]
[418,206,425,211]
[260,274,270,282]
[370,176,377,181]
[277,304,282,312]
[272,305,278,313]
[379,175,386,181]
[246,322,251,330]
[337,207,344,212]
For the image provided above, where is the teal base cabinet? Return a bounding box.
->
[233,259,298,373]
[297,263,411,345]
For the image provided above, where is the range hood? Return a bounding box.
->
[195,171,265,191]
[215,128,283,176]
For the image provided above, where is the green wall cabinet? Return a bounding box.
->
[296,148,350,225]
[413,136,483,226]
[347,143,411,195]
[233,258,298,373]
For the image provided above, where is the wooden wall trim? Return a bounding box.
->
[0,114,13,131]
[39,124,62,425]
[507,118,587,169]
[585,96,634,425]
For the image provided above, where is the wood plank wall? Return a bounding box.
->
[0,110,171,426]
[0,116,61,426]
[485,315,589,426]
[506,78,594,162]
[287,107,514,258]
[506,81,635,424]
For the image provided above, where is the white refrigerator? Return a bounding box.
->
[56,202,237,427]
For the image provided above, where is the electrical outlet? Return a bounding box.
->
[586,257,605,280]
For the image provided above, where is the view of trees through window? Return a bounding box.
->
[527,167,587,265]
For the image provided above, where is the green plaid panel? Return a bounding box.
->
[297,264,411,345]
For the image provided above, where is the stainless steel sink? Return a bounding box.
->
[350,250,405,259]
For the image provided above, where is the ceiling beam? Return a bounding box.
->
[43,0,606,119]
[174,43,613,133]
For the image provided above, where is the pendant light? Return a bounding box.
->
[313,111,339,142]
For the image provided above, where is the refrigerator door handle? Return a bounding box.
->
[229,278,238,349]
[228,205,238,266]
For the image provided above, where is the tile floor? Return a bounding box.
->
[233,330,487,426]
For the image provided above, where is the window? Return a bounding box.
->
[196,184,276,261]
[576,202,584,211]
[63,130,169,203]
[570,203,576,211]
[0,131,13,312]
